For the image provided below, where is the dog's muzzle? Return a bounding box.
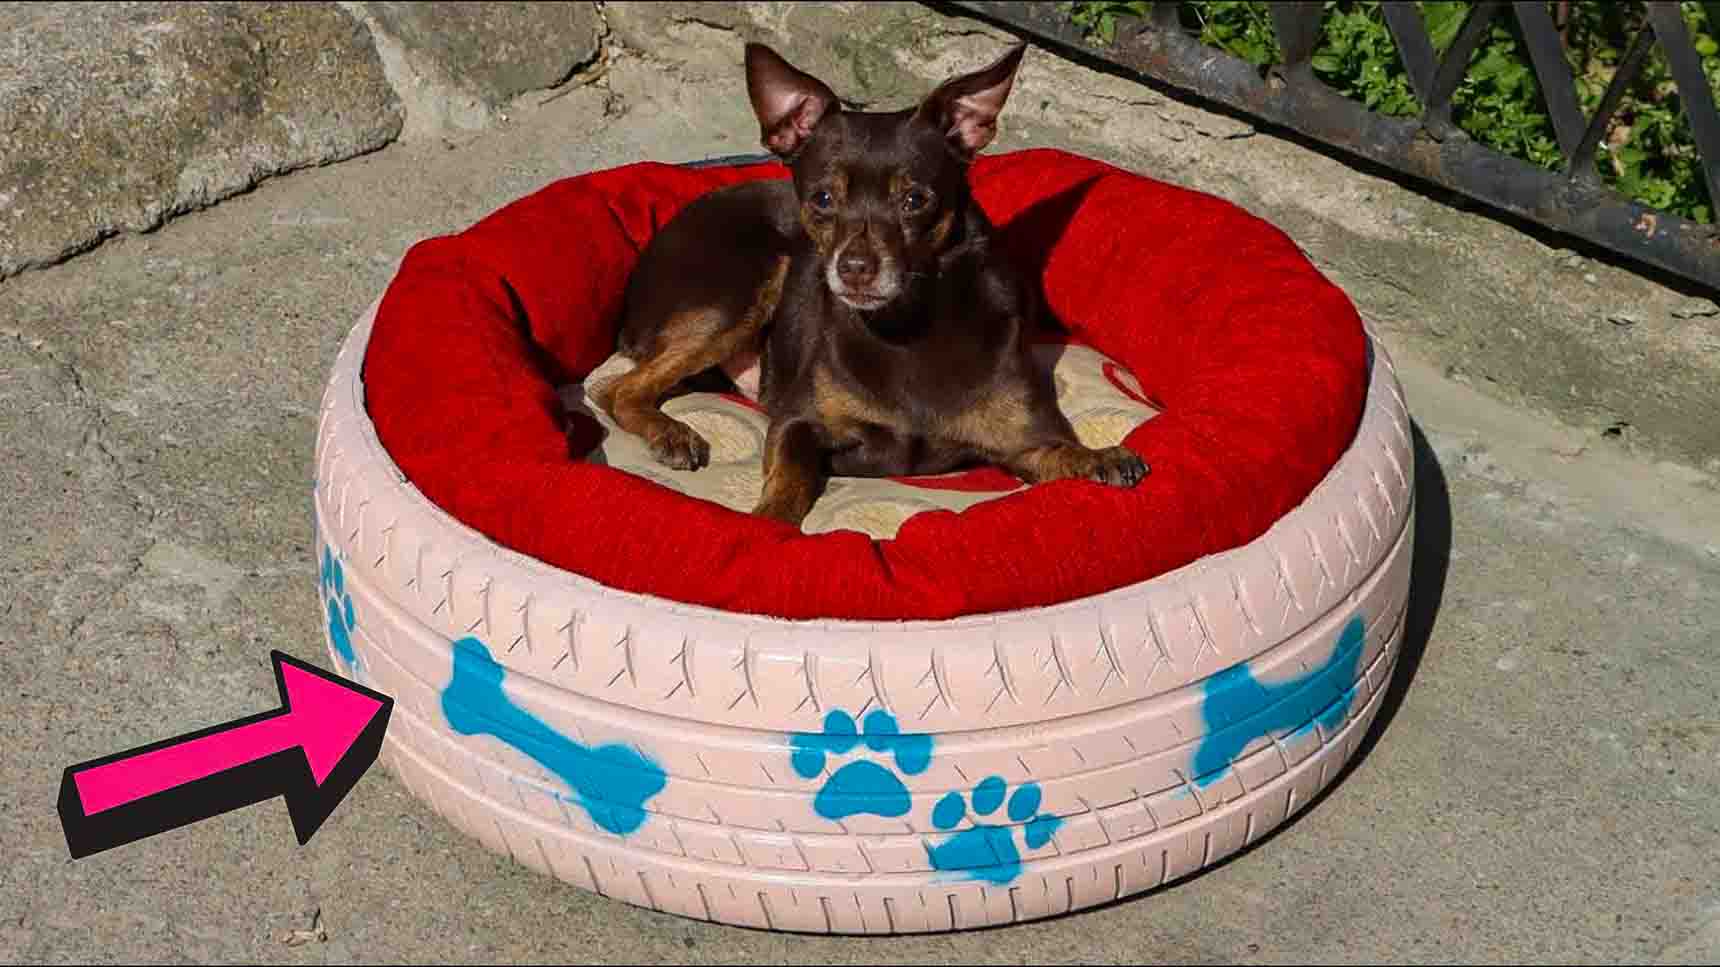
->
[826,235,901,310]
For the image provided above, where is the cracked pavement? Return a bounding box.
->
[3,36,1719,966]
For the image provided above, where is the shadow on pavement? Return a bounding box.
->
[1029,417,1453,930]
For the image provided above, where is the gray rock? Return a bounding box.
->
[0,2,402,280]
[605,1,1008,112]
[349,1,602,138]
[366,1,600,105]
[1671,298,1719,319]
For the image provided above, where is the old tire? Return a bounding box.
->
[312,284,1412,934]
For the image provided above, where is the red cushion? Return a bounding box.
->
[362,149,1368,621]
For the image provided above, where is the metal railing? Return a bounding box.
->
[942,1,1720,292]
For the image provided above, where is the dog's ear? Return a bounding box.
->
[916,42,1027,160]
[745,43,840,159]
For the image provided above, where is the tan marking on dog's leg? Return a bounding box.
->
[599,257,790,470]
[948,380,1149,489]
[752,419,826,526]
[946,388,1037,449]
[1001,443,1147,487]
[813,368,902,440]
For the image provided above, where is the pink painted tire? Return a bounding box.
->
[312,269,1413,933]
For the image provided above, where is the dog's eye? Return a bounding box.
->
[810,190,834,212]
[902,188,932,214]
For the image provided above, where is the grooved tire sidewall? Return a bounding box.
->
[313,295,1415,933]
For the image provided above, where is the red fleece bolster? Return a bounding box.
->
[362,149,1368,621]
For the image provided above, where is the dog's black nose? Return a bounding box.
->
[837,249,878,286]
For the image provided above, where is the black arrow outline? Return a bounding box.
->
[58,650,394,860]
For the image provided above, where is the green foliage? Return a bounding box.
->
[1068,0,1150,45]
[1063,1,1720,223]
[1186,1,1282,66]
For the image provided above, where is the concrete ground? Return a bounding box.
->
[4,43,1719,966]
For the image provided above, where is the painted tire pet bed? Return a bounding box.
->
[312,148,1414,932]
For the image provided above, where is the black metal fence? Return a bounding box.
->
[943,1,1720,292]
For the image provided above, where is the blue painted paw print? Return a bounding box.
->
[319,545,358,669]
[926,776,1062,885]
[790,709,933,820]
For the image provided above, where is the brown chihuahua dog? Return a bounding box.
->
[594,41,1148,527]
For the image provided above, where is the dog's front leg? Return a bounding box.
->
[999,440,1148,488]
[597,256,791,471]
[752,418,828,526]
[953,380,1148,489]
[595,335,724,470]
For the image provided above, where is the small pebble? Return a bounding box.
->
[1608,311,1641,327]
[278,907,326,946]
[1670,299,1719,319]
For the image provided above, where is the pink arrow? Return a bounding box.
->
[59,651,393,859]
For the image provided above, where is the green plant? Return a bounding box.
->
[1063,0,1720,222]
[1068,0,1151,46]
[1185,1,1282,66]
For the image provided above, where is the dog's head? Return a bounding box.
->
[744,41,1027,312]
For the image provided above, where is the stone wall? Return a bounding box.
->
[0,1,602,279]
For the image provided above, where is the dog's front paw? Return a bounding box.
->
[1085,445,1148,488]
[751,477,818,527]
[648,420,711,471]
[751,498,807,528]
